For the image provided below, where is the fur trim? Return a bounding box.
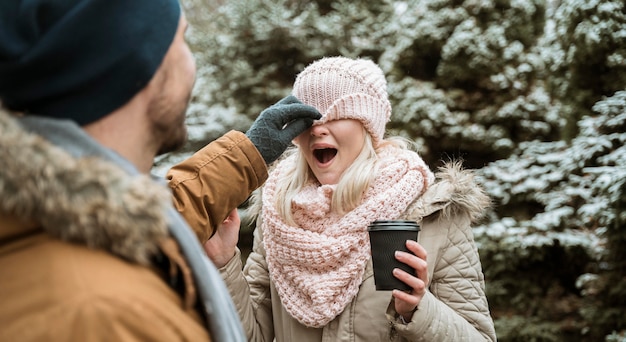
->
[435,161,491,222]
[0,109,170,265]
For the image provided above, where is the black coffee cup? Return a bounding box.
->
[368,220,421,291]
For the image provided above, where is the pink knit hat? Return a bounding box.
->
[293,57,392,146]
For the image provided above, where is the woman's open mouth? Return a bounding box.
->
[313,148,337,164]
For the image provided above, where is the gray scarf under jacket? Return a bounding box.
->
[16,115,246,342]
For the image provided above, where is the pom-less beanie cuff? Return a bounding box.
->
[0,0,181,125]
[293,57,392,146]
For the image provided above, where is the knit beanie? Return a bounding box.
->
[293,57,392,146]
[0,0,181,126]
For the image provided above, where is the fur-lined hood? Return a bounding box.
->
[402,161,491,223]
[0,109,170,265]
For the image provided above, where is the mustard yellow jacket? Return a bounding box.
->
[0,107,267,341]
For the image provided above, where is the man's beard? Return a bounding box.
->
[148,92,189,156]
[156,122,187,155]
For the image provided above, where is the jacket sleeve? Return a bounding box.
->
[166,131,268,242]
[386,212,497,342]
[219,224,275,342]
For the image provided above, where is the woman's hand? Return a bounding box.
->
[392,239,429,322]
[203,208,241,268]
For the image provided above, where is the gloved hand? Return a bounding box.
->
[246,95,321,164]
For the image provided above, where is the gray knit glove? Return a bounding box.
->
[246,95,321,164]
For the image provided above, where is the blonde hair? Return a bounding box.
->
[273,130,416,225]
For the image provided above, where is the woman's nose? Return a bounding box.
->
[310,124,328,137]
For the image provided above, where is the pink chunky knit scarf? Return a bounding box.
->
[262,146,435,328]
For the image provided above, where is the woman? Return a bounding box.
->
[204,56,497,341]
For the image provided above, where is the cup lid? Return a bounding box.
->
[367,220,420,231]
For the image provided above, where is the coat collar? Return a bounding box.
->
[0,109,170,265]
[403,161,491,223]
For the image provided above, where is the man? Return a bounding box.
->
[0,0,320,341]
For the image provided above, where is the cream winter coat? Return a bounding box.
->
[220,163,497,342]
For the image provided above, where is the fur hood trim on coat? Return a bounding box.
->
[0,109,170,265]
[403,160,491,223]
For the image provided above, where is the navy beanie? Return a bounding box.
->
[0,0,181,125]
